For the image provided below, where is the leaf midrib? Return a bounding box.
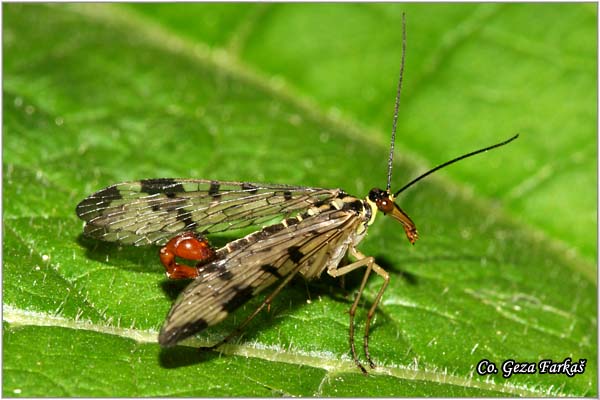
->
[3,306,562,396]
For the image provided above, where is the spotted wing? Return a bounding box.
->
[158,206,363,347]
[76,179,341,246]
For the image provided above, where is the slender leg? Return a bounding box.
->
[354,251,389,369]
[159,232,216,279]
[328,252,374,374]
[327,248,389,373]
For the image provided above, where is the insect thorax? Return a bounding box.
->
[297,194,375,279]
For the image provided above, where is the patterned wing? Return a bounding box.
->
[158,207,363,347]
[76,179,341,246]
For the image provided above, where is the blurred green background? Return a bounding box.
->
[3,3,596,397]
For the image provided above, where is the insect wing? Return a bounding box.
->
[158,207,363,346]
[76,179,340,246]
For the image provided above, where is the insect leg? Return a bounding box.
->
[159,232,216,279]
[350,249,389,370]
[204,262,304,351]
[328,248,389,373]
[328,252,376,374]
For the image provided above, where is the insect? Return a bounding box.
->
[75,15,518,374]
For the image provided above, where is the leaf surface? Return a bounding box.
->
[3,3,596,397]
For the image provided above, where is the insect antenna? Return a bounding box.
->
[386,12,407,192]
[394,133,519,197]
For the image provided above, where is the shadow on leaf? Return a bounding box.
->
[376,255,419,285]
[159,345,220,368]
[76,234,163,274]
[160,278,192,301]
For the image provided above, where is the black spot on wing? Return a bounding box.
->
[261,264,283,279]
[197,261,219,273]
[176,209,198,231]
[76,185,122,218]
[285,217,299,227]
[223,286,254,313]
[141,178,185,195]
[159,318,208,347]
[262,223,285,235]
[225,237,252,252]
[218,269,233,281]
[283,190,293,200]
[208,181,221,200]
[195,261,233,281]
[288,246,304,263]
[96,185,122,200]
[312,199,327,208]
[262,217,299,236]
[241,182,258,194]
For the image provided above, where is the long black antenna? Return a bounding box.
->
[394,134,519,197]
[386,12,407,192]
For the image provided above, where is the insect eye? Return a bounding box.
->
[368,188,383,202]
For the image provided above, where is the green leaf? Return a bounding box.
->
[3,3,596,397]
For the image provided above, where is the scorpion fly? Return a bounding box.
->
[75,14,518,374]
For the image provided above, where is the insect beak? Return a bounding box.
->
[369,188,418,245]
[388,202,419,245]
